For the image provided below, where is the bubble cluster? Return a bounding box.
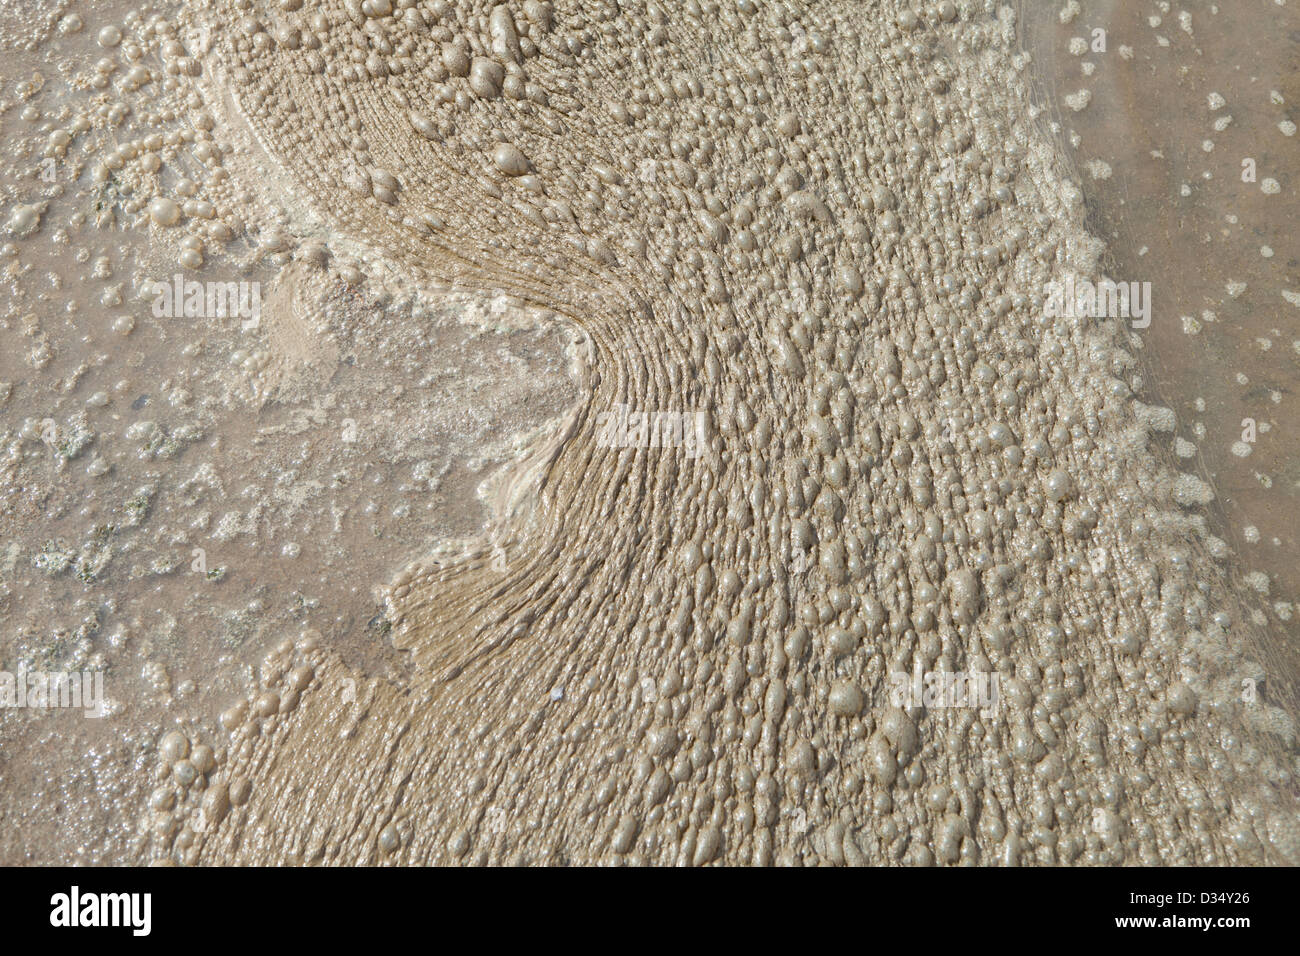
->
[33,0,1291,866]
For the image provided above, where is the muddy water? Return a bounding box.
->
[1017,0,1299,711]
[0,0,1294,865]
[0,1,580,864]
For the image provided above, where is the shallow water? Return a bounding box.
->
[0,0,1295,865]
[1018,0,1299,711]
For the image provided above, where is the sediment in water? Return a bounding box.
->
[8,0,1297,865]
